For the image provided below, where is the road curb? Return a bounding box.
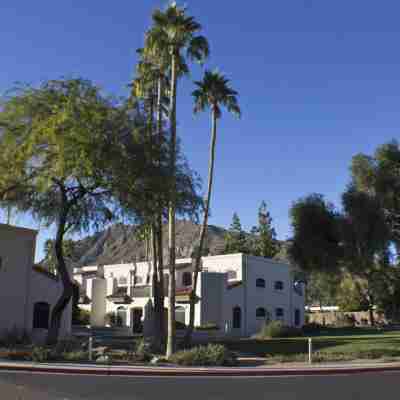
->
[1,362,400,377]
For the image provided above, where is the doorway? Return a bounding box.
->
[131,308,143,333]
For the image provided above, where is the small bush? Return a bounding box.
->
[333,314,356,328]
[31,347,52,363]
[73,309,91,326]
[60,351,88,362]
[302,322,323,335]
[258,321,302,338]
[170,344,237,367]
[134,339,152,362]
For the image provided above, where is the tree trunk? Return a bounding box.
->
[150,224,163,351]
[184,108,218,346]
[166,52,177,359]
[47,203,73,345]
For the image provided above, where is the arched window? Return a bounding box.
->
[116,306,127,327]
[182,272,192,287]
[33,302,50,329]
[256,278,266,288]
[256,307,266,319]
[232,306,241,329]
[274,281,284,291]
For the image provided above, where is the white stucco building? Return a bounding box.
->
[74,253,305,337]
[0,224,72,343]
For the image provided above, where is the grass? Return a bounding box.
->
[212,327,400,362]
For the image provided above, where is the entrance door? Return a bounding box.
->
[131,308,143,334]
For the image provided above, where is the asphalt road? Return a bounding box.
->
[1,370,399,400]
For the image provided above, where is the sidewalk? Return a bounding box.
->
[1,358,400,377]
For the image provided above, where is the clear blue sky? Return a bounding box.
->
[1,0,400,261]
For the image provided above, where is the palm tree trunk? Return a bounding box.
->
[184,108,218,346]
[155,75,166,347]
[47,196,73,345]
[166,52,177,358]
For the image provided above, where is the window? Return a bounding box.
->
[275,308,284,319]
[256,278,266,288]
[134,276,143,285]
[33,302,50,329]
[182,272,192,287]
[116,306,127,327]
[256,307,266,319]
[294,309,301,327]
[118,276,128,285]
[232,306,241,329]
[274,281,284,291]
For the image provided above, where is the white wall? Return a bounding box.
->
[28,268,72,338]
[0,224,36,334]
[0,224,71,340]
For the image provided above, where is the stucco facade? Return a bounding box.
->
[74,253,305,337]
[0,224,71,342]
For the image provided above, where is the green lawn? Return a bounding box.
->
[213,328,400,361]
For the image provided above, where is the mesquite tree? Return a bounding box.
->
[0,79,129,343]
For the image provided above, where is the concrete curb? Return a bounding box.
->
[1,361,400,377]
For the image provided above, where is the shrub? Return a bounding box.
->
[73,309,91,326]
[333,314,356,328]
[258,321,302,338]
[302,322,323,335]
[134,339,152,362]
[170,344,237,367]
[60,351,89,362]
[31,347,52,362]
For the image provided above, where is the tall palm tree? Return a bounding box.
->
[147,2,209,358]
[185,70,241,344]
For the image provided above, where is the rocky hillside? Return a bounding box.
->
[64,220,228,269]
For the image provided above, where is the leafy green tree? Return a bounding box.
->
[249,201,280,258]
[224,213,248,254]
[146,2,209,358]
[0,78,129,343]
[288,194,342,273]
[289,189,391,325]
[184,70,240,344]
[339,187,391,325]
[351,140,400,255]
[305,270,341,309]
